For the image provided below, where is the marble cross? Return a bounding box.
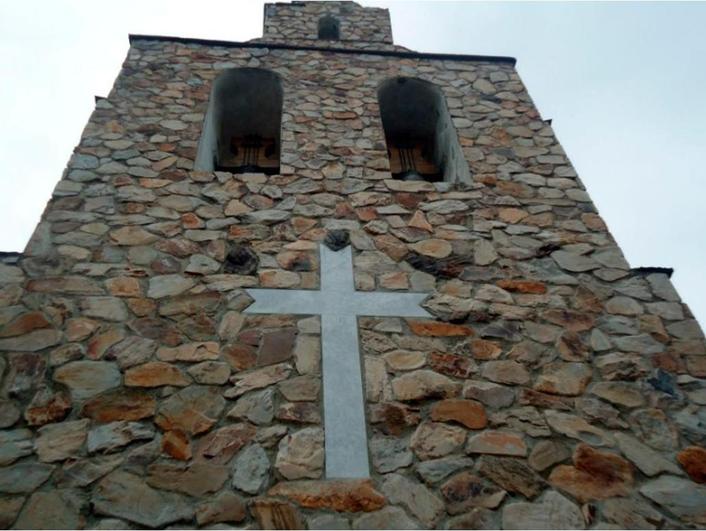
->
[244,244,431,478]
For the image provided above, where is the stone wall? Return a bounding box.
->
[263,1,394,45]
[1,3,706,529]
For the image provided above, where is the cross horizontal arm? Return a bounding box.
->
[348,291,432,318]
[243,288,324,316]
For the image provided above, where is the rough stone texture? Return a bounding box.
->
[502,490,585,530]
[1,1,704,527]
[275,427,324,480]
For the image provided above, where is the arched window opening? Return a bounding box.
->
[318,15,340,40]
[378,77,471,184]
[195,68,282,174]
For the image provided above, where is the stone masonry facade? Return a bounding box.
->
[1,1,706,529]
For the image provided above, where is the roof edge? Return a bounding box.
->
[127,34,517,66]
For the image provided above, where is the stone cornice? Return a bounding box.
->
[128,34,517,66]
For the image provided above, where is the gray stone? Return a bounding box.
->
[57,454,123,487]
[185,254,221,275]
[370,435,413,473]
[232,443,270,494]
[244,209,291,224]
[87,421,155,454]
[629,408,678,450]
[0,329,62,352]
[613,333,665,354]
[0,429,33,466]
[545,410,614,446]
[474,239,498,266]
[80,297,128,321]
[647,273,680,302]
[528,440,570,471]
[606,296,643,316]
[13,489,86,530]
[227,387,275,425]
[147,275,195,298]
[105,336,157,368]
[502,490,585,529]
[311,513,351,530]
[420,200,469,214]
[640,475,706,522]
[35,419,89,462]
[415,456,474,485]
[462,380,515,408]
[614,432,681,476]
[0,462,55,493]
[551,250,599,272]
[353,507,418,530]
[93,470,193,527]
[53,361,121,400]
[382,472,444,527]
[590,381,645,408]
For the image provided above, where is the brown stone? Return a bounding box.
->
[162,430,192,461]
[222,343,257,370]
[441,471,507,513]
[471,339,502,360]
[431,399,487,429]
[549,444,634,503]
[87,327,125,360]
[477,456,544,499]
[466,430,527,456]
[391,369,461,401]
[26,276,103,295]
[105,276,142,297]
[65,318,98,341]
[409,239,453,258]
[196,491,247,526]
[82,389,156,422]
[124,361,191,387]
[429,352,476,379]
[0,497,24,528]
[24,388,71,426]
[268,479,385,512]
[0,311,50,338]
[195,423,257,465]
[369,401,421,435]
[534,362,592,396]
[677,446,706,483]
[541,309,595,332]
[155,385,226,436]
[258,327,297,366]
[276,402,322,424]
[496,279,547,294]
[147,462,229,497]
[157,341,219,362]
[250,498,305,530]
[408,320,474,337]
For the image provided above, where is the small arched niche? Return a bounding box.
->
[378,77,470,184]
[195,68,283,174]
[318,15,341,40]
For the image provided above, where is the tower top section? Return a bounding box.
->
[263,1,393,45]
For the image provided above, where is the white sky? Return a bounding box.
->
[0,1,704,327]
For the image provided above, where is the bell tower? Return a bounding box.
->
[1,1,705,529]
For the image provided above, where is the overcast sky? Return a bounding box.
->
[0,1,704,327]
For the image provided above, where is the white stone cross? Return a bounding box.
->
[244,244,431,478]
